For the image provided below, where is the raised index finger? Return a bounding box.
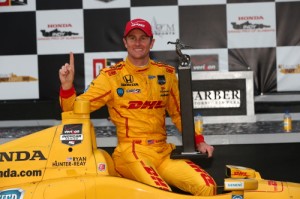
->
[69,52,74,67]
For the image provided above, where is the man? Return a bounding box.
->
[59,18,216,196]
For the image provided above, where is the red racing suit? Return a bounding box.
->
[60,57,216,196]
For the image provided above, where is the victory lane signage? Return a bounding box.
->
[60,124,83,146]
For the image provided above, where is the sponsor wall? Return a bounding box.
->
[0,0,300,101]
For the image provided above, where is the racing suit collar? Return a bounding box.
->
[125,57,151,73]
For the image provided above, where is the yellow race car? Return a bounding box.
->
[1,100,300,199]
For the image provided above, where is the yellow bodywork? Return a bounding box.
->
[1,100,300,199]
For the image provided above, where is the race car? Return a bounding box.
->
[231,21,271,29]
[1,99,300,199]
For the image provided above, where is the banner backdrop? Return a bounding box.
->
[0,0,300,101]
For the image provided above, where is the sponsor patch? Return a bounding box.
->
[121,75,138,86]
[123,75,134,83]
[148,75,156,79]
[117,88,124,97]
[160,87,169,97]
[225,181,244,189]
[157,75,166,85]
[98,163,106,172]
[126,89,141,94]
[124,101,164,109]
[60,124,83,146]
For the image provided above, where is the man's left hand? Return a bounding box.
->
[196,142,214,158]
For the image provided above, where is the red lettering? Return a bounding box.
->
[233,171,248,176]
[141,101,158,109]
[128,101,143,109]
[108,70,116,76]
[144,166,158,176]
[151,175,169,188]
[143,164,170,191]
[154,101,164,108]
[186,161,216,187]
[127,101,164,109]
[268,180,278,191]
[201,173,216,187]
[268,180,277,186]
[166,68,174,73]
[238,16,264,21]
[48,24,72,28]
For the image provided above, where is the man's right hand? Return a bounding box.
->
[59,52,75,90]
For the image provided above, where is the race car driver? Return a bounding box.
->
[59,18,216,196]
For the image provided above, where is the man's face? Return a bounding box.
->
[123,29,155,64]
